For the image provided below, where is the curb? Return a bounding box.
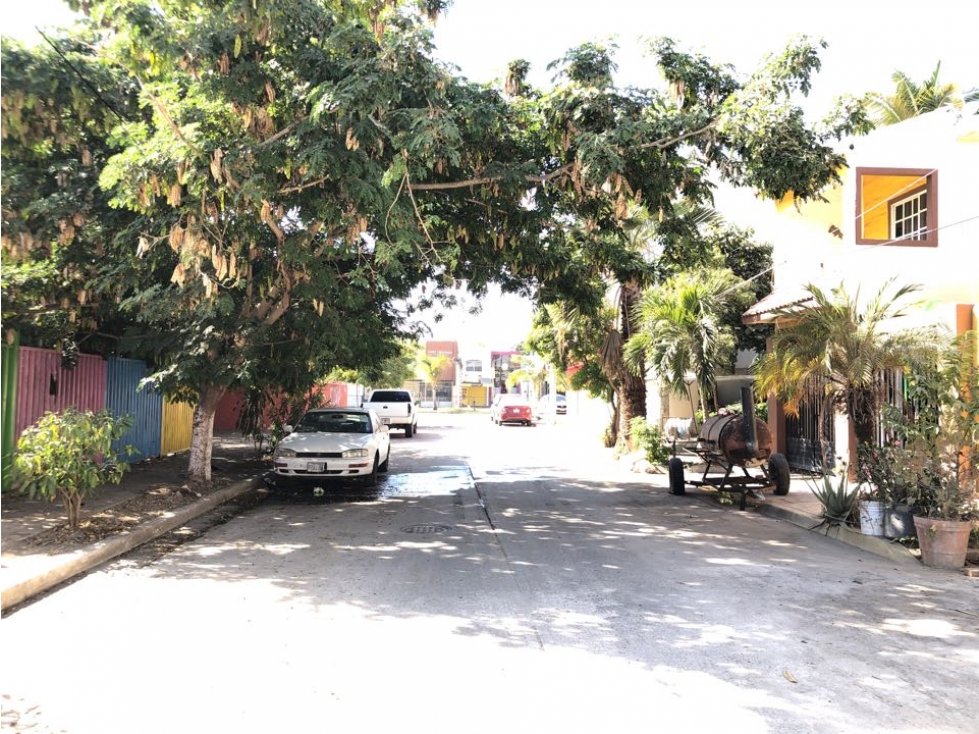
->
[753,499,921,566]
[1,476,262,613]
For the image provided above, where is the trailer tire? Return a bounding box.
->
[668,457,686,495]
[769,453,790,495]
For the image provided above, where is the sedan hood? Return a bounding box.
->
[277,432,373,453]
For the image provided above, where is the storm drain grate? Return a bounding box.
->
[401,523,452,535]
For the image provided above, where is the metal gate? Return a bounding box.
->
[785,386,835,472]
[877,368,911,446]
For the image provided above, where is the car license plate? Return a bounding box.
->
[381,417,390,424]
[307,461,325,472]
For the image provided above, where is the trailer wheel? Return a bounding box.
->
[668,457,686,495]
[768,453,790,495]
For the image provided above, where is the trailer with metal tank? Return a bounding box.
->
[668,387,790,509]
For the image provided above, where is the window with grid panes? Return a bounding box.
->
[856,168,937,247]
[891,189,927,241]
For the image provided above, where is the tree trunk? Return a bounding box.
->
[686,382,701,434]
[618,371,647,451]
[187,384,226,485]
[851,388,878,471]
[606,392,620,447]
[616,281,647,451]
[62,490,82,530]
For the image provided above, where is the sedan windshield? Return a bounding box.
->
[296,412,372,434]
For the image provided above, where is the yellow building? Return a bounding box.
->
[743,103,979,470]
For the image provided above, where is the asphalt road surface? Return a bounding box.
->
[2,412,977,734]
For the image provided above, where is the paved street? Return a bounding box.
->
[2,412,977,733]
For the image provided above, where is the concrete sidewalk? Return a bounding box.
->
[1,434,267,612]
[623,455,924,567]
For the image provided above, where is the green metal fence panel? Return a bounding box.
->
[1,334,20,485]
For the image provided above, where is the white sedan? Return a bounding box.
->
[271,408,391,487]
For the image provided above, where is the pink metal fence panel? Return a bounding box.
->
[213,383,353,434]
[14,347,107,442]
[315,382,348,407]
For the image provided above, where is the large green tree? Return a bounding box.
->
[505,38,865,448]
[3,6,866,481]
[4,1,543,482]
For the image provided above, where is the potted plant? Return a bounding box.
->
[908,447,976,568]
[857,443,915,539]
[857,482,886,536]
[894,332,979,568]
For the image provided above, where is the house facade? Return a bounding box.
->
[743,103,979,470]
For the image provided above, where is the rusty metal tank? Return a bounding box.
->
[698,413,772,464]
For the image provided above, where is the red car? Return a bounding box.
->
[490,394,535,426]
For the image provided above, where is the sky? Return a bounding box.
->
[4,0,977,358]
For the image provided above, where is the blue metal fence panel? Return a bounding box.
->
[106,357,162,461]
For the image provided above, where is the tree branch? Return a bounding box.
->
[257,119,302,148]
[138,80,205,156]
[405,122,715,194]
[278,177,328,195]
[637,122,716,151]
[403,171,436,250]
[409,163,573,192]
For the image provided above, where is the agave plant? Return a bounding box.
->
[809,465,859,527]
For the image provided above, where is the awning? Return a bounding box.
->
[741,287,814,325]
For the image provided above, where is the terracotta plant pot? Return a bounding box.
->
[913,516,972,569]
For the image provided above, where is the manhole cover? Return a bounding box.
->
[401,523,451,534]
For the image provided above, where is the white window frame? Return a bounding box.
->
[890,189,928,241]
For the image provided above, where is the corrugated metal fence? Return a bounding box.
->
[2,343,198,464]
[161,399,194,455]
[1,343,365,463]
[15,347,107,443]
[106,357,163,461]
[213,382,356,432]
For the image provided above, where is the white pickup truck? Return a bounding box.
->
[363,389,417,437]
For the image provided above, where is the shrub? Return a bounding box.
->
[237,387,325,452]
[13,409,134,529]
[630,417,670,465]
[881,331,979,520]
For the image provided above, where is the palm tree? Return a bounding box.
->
[626,267,750,431]
[505,353,548,395]
[869,62,969,125]
[754,280,924,456]
[599,203,723,448]
[416,353,451,411]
